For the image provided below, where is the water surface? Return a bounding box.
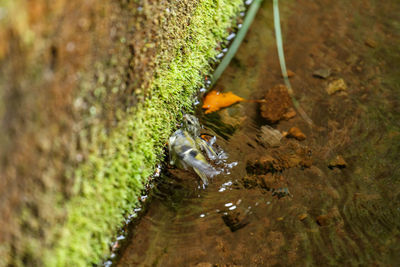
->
[117,1,400,266]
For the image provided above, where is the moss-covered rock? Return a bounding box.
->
[0,0,244,265]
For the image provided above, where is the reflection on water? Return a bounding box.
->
[117,0,400,266]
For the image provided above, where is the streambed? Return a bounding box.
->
[116,0,400,266]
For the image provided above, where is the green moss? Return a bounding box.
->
[46,0,244,265]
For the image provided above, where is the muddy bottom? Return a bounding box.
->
[117,0,400,266]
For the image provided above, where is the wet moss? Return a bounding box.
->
[44,0,244,266]
[1,0,244,265]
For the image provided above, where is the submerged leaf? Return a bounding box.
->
[202,90,245,114]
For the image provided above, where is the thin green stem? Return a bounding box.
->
[210,0,263,87]
[273,0,313,125]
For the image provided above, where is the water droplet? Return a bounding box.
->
[225,202,233,207]
[226,33,236,41]
[216,52,224,59]
[224,181,233,186]
[229,205,237,210]
[200,214,205,218]
[245,0,253,5]
[104,260,112,267]
[226,162,238,168]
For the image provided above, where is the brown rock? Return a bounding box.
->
[282,108,297,120]
[328,155,347,169]
[300,158,313,168]
[313,68,331,79]
[364,38,377,48]
[316,215,330,226]
[260,84,292,123]
[283,70,296,78]
[287,127,306,141]
[259,173,275,190]
[195,263,213,267]
[298,214,308,221]
[247,143,312,174]
[260,125,283,147]
[247,155,285,173]
[326,78,347,95]
[241,175,259,189]
[221,210,250,232]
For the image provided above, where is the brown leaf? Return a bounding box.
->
[202,90,245,114]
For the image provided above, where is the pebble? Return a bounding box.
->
[282,108,297,120]
[287,127,306,141]
[195,263,213,267]
[326,79,347,95]
[313,68,331,79]
[221,211,249,232]
[282,70,296,78]
[328,155,347,169]
[364,38,377,48]
[260,125,283,147]
[316,215,330,226]
[260,84,292,123]
[298,213,308,221]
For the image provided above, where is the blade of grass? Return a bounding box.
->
[210,0,263,87]
[273,0,313,125]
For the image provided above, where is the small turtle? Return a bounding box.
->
[169,114,220,185]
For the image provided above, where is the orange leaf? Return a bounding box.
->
[202,90,245,114]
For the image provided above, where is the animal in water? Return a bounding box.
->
[169,114,220,185]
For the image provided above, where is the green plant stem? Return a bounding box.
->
[273,0,313,125]
[210,0,263,87]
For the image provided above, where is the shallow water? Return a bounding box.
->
[116,1,400,266]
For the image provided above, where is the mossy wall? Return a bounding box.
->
[0,0,244,266]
